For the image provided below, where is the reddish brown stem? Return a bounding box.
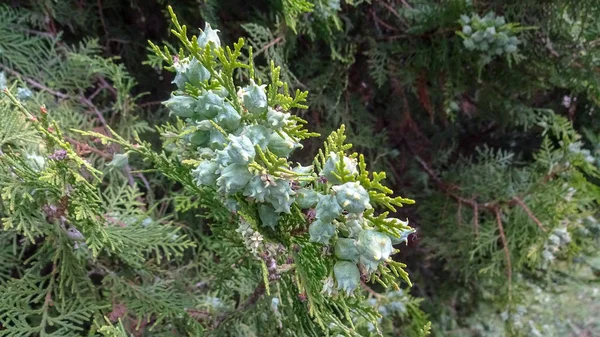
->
[512,197,547,232]
[473,202,479,237]
[494,208,512,284]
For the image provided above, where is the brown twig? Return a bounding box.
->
[65,137,113,160]
[494,207,512,285]
[213,282,265,330]
[97,0,109,42]
[376,0,403,20]
[473,202,479,237]
[372,9,399,32]
[511,197,547,232]
[138,100,164,108]
[361,281,384,299]
[397,0,413,9]
[0,64,68,99]
[96,76,118,97]
[253,36,284,58]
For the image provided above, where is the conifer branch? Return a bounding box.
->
[494,207,512,286]
[511,196,548,232]
[0,64,68,99]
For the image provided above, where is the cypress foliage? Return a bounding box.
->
[0,1,599,336]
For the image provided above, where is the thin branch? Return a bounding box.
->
[473,202,479,237]
[397,0,412,9]
[65,137,112,160]
[79,96,109,130]
[457,200,463,227]
[253,36,284,58]
[139,100,164,108]
[376,0,403,20]
[494,207,512,285]
[213,282,265,330]
[96,76,118,97]
[0,64,68,99]
[372,9,399,32]
[412,153,480,209]
[97,0,109,41]
[361,281,384,299]
[512,197,547,232]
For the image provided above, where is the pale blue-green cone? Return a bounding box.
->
[193,120,213,131]
[359,255,379,274]
[214,148,233,167]
[292,164,314,187]
[163,95,197,118]
[258,204,281,229]
[322,152,358,184]
[382,217,413,244]
[213,102,241,131]
[223,197,239,212]
[334,261,360,295]
[172,72,187,90]
[388,228,415,245]
[316,194,342,222]
[266,179,296,214]
[216,164,252,195]
[268,132,302,157]
[16,87,33,101]
[172,57,210,89]
[108,153,128,169]
[225,135,255,165]
[0,72,6,90]
[208,128,227,150]
[356,230,393,262]
[342,216,364,238]
[296,188,319,209]
[309,219,336,245]
[334,238,360,262]
[266,107,290,129]
[196,91,224,119]
[292,164,313,175]
[198,23,221,49]
[192,160,219,186]
[187,130,210,146]
[184,57,210,87]
[239,79,267,115]
[332,181,370,214]
[243,175,270,203]
[212,86,229,98]
[241,125,271,150]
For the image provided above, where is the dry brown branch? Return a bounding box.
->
[494,208,512,285]
[512,196,547,232]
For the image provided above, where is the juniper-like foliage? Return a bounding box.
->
[0,4,426,337]
[1,1,599,336]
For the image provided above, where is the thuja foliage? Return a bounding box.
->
[0,5,427,337]
[195,0,600,335]
[1,0,600,336]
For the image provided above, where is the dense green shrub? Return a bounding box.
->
[0,1,599,336]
